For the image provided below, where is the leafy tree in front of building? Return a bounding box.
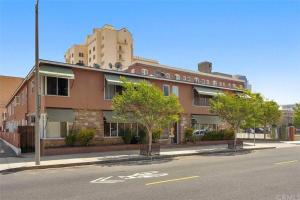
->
[293,103,300,127]
[258,100,281,139]
[112,78,183,155]
[210,91,253,148]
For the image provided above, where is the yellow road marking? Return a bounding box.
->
[274,160,298,165]
[145,176,199,186]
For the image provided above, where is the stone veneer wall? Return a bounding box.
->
[73,109,104,140]
[179,113,191,143]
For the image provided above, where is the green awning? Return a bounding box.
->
[194,86,223,96]
[103,111,135,123]
[46,108,75,122]
[105,74,144,86]
[191,115,221,124]
[40,65,75,79]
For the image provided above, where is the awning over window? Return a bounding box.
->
[103,111,135,123]
[105,74,144,86]
[46,108,75,122]
[194,86,223,96]
[191,115,221,124]
[40,65,75,79]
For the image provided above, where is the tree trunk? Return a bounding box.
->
[148,131,152,156]
[234,129,237,151]
[264,124,267,140]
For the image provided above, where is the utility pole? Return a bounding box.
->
[34,0,40,165]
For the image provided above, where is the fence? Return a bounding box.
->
[18,126,35,153]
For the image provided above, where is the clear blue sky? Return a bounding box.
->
[0,0,299,105]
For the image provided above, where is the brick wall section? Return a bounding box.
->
[0,132,20,148]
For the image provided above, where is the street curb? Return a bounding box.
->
[0,147,275,173]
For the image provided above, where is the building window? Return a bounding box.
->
[71,53,73,58]
[194,77,199,83]
[79,52,84,57]
[104,120,139,137]
[182,76,186,81]
[193,90,212,106]
[213,80,218,86]
[89,58,91,62]
[131,69,135,73]
[187,76,191,81]
[124,39,127,44]
[89,49,91,54]
[172,86,179,97]
[175,74,180,81]
[119,46,122,50]
[46,77,69,96]
[166,73,170,79]
[233,83,236,88]
[206,80,210,85]
[228,83,231,87]
[93,46,95,51]
[93,55,96,60]
[105,82,123,100]
[119,54,122,60]
[163,85,170,96]
[141,69,148,76]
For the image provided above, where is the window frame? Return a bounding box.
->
[141,69,148,76]
[163,84,170,96]
[172,85,179,97]
[44,76,70,97]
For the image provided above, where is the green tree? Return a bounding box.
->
[210,91,252,148]
[112,78,183,155]
[293,103,300,127]
[243,92,264,130]
[258,100,281,139]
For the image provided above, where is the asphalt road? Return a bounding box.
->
[1,147,300,200]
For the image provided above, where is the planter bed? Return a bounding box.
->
[41,140,243,156]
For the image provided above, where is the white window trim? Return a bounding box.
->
[163,84,170,96]
[44,76,70,97]
[141,69,148,76]
[172,85,179,97]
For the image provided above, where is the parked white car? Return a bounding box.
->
[192,129,207,136]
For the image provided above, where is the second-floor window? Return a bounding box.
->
[46,77,69,96]
[193,90,212,106]
[141,69,148,76]
[172,86,179,97]
[105,83,123,100]
[163,84,170,96]
[175,74,180,81]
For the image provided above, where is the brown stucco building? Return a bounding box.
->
[0,75,23,131]
[4,59,245,147]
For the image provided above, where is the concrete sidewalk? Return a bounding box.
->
[2,142,294,173]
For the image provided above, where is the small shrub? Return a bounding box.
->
[77,128,96,146]
[64,130,78,146]
[152,129,162,143]
[122,129,132,144]
[185,128,194,142]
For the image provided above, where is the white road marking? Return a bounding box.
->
[90,171,168,184]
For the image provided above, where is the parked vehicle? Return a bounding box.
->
[255,128,264,133]
[246,128,255,133]
[192,129,207,136]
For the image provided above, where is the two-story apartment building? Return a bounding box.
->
[4,59,245,147]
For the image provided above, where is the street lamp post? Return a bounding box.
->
[34,0,41,165]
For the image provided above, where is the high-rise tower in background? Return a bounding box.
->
[65,25,133,70]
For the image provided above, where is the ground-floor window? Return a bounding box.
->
[46,121,69,138]
[104,119,139,137]
[192,123,218,131]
